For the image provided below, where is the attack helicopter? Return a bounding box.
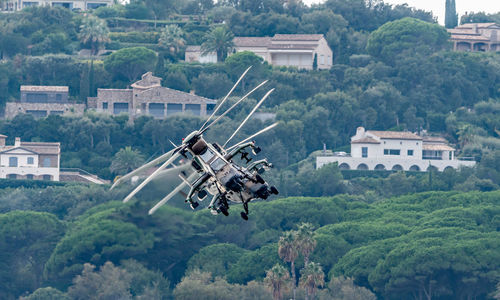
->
[111,67,279,220]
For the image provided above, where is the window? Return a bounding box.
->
[50,111,64,115]
[9,157,18,167]
[320,55,325,64]
[87,2,106,9]
[449,152,452,160]
[7,174,17,179]
[56,94,62,101]
[27,157,34,164]
[423,150,443,160]
[113,103,129,114]
[43,157,51,167]
[407,150,414,156]
[167,103,183,116]
[149,103,165,118]
[26,174,34,180]
[103,102,108,109]
[384,149,400,155]
[26,110,47,118]
[42,175,51,181]
[362,147,368,158]
[185,104,201,116]
[26,93,48,103]
[206,103,216,116]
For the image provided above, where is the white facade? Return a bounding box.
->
[0,136,60,181]
[316,127,476,172]
[1,0,112,11]
[186,34,333,70]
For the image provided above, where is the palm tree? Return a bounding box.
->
[201,26,234,62]
[78,15,110,56]
[264,264,290,300]
[299,262,325,300]
[278,230,299,300]
[296,223,317,265]
[110,146,145,175]
[159,25,185,56]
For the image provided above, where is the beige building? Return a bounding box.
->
[1,0,112,11]
[0,135,60,181]
[5,85,85,119]
[88,72,217,119]
[316,127,475,172]
[186,34,333,70]
[448,23,500,52]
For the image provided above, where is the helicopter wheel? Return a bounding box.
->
[255,174,265,184]
[220,205,229,216]
[240,211,249,220]
[270,186,279,195]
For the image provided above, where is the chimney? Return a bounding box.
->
[190,90,196,95]
[15,137,21,147]
[0,135,6,147]
[356,126,365,137]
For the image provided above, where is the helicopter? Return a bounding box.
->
[111,67,279,220]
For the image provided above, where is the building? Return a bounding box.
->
[448,23,500,52]
[87,72,217,119]
[0,135,60,181]
[185,34,333,70]
[316,127,476,172]
[5,85,85,119]
[1,0,112,11]
[185,46,217,64]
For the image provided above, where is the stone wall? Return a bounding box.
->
[5,102,85,119]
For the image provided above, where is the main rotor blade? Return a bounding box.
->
[123,152,179,203]
[222,88,274,148]
[226,122,279,151]
[148,172,199,215]
[110,149,175,190]
[200,80,268,134]
[199,66,252,131]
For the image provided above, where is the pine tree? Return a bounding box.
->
[445,0,458,28]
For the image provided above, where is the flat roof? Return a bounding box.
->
[21,85,68,92]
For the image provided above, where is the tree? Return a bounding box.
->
[67,262,132,300]
[445,0,458,28]
[299,262,325,300]
[264,264,291,300]
[296,223,317,265]
[78,15,110,56]
[0,211,65,299]
[23,287,69,300]
[110,146,145,175]
[104,47,157,82]
[278,231,299,300]
[366,17,450,64]
[159,24,185,57]
[201,26,234,62]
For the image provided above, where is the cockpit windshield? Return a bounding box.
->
[199,148,215,162]
[210,158,226,172]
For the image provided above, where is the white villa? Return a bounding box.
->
[186,34,333,70]
[1,0,112,11]
[0,135,60,181]
[316,127,476,172]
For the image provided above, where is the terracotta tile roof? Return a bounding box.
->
[268,44,317,50]
[450,34,491,42]
[272,34,323,41]
[186,45,201,52]
[423,136,448,143]
[457,22,499,29]
[351,137,380,144]
[423,144,455,151]
[367,130,422,140]
[233,37,272,47]
[21,86,68,92]
[21,142,60,155]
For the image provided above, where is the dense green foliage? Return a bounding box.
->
[1,1,500,299]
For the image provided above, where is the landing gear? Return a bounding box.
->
[255,174,265,184]
[190,202,199,210]
[240,202,249,221]
[270,186,279,195]
[220,205,229,216]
